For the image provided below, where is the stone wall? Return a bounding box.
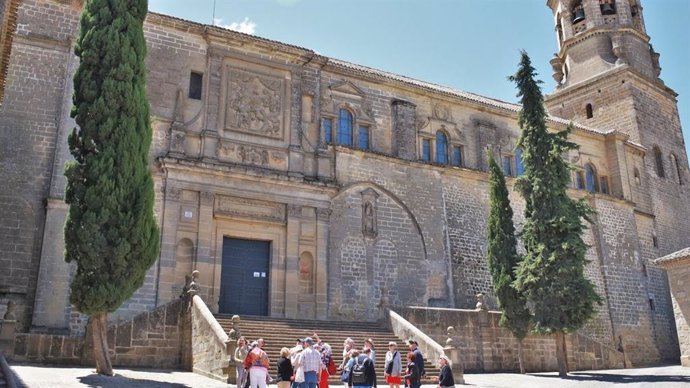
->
[191,295,230,381]
[398,307,626,373]
[655,249,690,367]
[10,299,186,368]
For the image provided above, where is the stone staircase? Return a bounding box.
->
[216,315,437,384]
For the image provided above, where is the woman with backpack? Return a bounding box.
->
[383,342,402,388]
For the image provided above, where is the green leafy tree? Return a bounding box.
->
[64,0,159,376]
[486,151,531,374]
[509,51,600,377]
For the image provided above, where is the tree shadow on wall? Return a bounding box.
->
[78,373,192,388]
[535,372,690,384]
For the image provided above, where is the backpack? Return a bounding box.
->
[350,356,369,385]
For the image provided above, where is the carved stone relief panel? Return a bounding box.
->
[215,140,288,171]
[214,195,286,224]
[224,67,285,139]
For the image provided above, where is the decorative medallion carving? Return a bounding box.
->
[225,68,283,139]
[170,130,186,154]
[360,188,379,238]
[200,191,215,206]
[215,195,286,224]
[167,187,182,201]
[238,145,269,166]
[432,103,451,121]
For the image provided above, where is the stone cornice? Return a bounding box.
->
[654,247,690,269]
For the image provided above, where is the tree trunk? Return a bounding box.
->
[554,331,569,377]
[92,311,113,376]
[517,339,525,374]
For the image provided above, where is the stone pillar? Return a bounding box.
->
[31,199,72,330]
[444,325,465,385]
[315,208,330,319]
[391,100,417,161]
[0,301,17,357]
[198,192,216,311]
[654,248,690,367]
[201,51,223,162]
[284,205,301,318]
[225,315,241,384]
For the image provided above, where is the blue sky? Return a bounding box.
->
[149,0,690,164]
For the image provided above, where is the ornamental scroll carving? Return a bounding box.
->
[225,68,284,139]
[214,195,286,224]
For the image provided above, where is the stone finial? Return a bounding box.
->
[188,270,201,296]
[550,54,564,86]
[445,326,455,349]
[3,301,16,321]
[475,293,488,311]
[228,314,241,340]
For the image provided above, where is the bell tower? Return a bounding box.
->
[546,0,660,88]
[544,0,690,366]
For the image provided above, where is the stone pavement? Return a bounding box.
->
[8,364,690,387]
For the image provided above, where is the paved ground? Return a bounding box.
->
[9,364,690,387]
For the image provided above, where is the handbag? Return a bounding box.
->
[340,369,350,383]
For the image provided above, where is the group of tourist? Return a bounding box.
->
[232,334,455,388]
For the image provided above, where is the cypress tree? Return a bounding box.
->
[64,0,159,375]
[486,151,531,374]
[509,51,600,377]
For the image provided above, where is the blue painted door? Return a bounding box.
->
[219,237,270,315]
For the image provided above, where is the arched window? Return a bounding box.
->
[586,103,593,119]
[436,131,448,164]
[653,146,665,177]
[572,1,585,23]
[515,148,524,176]
[600,0,616,15]
[585,163,598,192]
[338,109,353,146]
[671,153,683,185]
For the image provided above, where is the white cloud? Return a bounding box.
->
[214,17,257,35]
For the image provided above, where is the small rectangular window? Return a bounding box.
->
[422,139,431,162]
[189,72,203,100]
[648,298,655,311]
[322,118,332,144]
[599,176,609,194]
[502,156,513,176]
[358,126,370,150]
[452,146,462,167]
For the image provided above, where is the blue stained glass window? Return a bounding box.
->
[436,131,448,164]
[338,109,353,146]
[452,146,462,166]
[358,126,370,150]
[422,139,431,162]
[502,156,512,176]
[515,148,524,176]
[585,164,597,192]
[322,118,332,144]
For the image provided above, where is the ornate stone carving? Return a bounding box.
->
[475,293,488,311]
[238,145,269,166]
[432,103,451,121]
[287,204,303,218]
[215,195,286,224]
[360,188,379,238]
[216,140,288,170]
[170,130,186,154]
[225,68,283,139]
[200,191,215,206]
[3,300,16,320]
[550,55,564,86]
[167,187,182,201]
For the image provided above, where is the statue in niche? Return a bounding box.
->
[363,201,376,238]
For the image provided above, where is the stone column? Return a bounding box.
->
[315,208,330,319]
[197,191,217,311]
[201,51,224,162]
[391,100,417,161]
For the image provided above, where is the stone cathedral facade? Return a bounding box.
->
[1,0,688,366]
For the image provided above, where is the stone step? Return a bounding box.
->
[217,315,438,383]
